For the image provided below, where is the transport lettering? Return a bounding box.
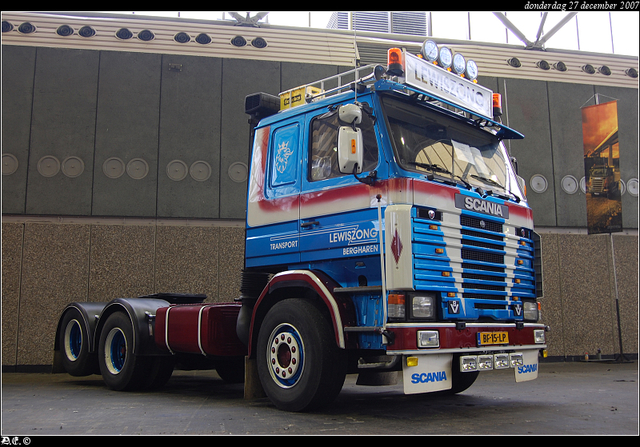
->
[270,240,298,250]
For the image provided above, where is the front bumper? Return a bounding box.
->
[386,322,547,395]
[385,322,547,356]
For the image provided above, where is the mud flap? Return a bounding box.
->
[402,354,452,394]
[514,350,539,382]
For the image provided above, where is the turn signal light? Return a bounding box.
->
[388,293,406,319]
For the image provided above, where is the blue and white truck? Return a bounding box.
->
[54,41,547,412]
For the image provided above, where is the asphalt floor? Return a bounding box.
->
[1,359,638,436]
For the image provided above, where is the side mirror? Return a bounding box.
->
[338,126,363,174]
[338,103,362,126]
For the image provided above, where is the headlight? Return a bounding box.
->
[417,330,439,348]
[494,353,510,369]
[411,295,436,320]
[523,301,539,321]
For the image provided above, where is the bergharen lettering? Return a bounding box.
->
[343,244,378,256]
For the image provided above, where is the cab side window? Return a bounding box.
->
[309,104,378,181]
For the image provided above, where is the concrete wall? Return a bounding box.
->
[1,220,245,367]
[539,231,638,359]
[2,221,637,367]
[1,45,344,219]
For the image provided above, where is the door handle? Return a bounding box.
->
[300,220,319,228]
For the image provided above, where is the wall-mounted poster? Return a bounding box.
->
[582,99,623,235]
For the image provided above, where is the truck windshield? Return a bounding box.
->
[381,96,525,202]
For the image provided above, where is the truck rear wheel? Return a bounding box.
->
[257,299,347,412]
[98,312,150,391]
[58,308,98,376]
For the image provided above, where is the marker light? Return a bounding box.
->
[387,48,404,76]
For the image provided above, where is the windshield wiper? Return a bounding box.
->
[470,175,520,202]
[409,162,472,189]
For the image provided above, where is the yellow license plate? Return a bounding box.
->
[477,331,509,346]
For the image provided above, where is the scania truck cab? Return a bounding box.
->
[238,43,546,409]
[54,41,547,412]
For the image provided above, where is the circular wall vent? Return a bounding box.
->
[231,35,247,47]
[18,22,36,34]
[56,25,74,36]
[174,32,190,43]
[529,174,548,193]
[115,28,133,40]
[78,25,95,38]
[251,37,267,48]
[137,29,155,42]
[37,156,60,178]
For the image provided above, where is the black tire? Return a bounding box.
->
[98,312,150,391]
[215,356,245,384]
[144,356,175,390]
[58,308,98,376]
[445,355,479,394]
[256,299,347,412]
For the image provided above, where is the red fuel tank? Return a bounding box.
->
[154,303,247,357]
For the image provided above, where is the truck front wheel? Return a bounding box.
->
[98,312,149,391]
[257,299,347,412]
[444,355,479,394]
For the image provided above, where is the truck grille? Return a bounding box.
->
[411,208,538,321]
[591,178,604,192]
[459,215,506,304]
